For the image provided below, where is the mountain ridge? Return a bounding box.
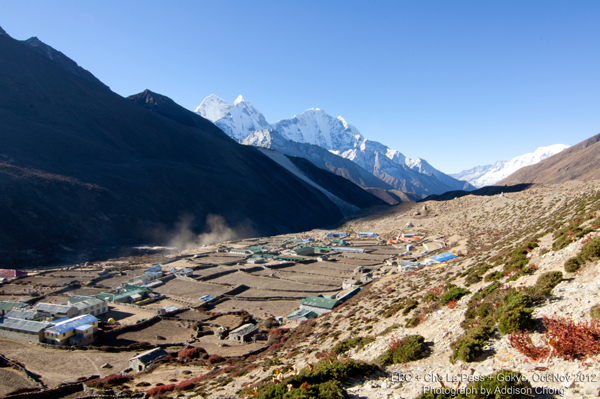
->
[497,133,600,185]
[451,144,570,188]
[196,95,475,198]
[0,29,382,267]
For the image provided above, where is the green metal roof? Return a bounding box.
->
[287,309,319,320]
[123,285,149,293]
[312,246,331,251]
[0,301,26,311]
[300,295,338,310]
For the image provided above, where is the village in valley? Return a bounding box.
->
[0,200,460,396]
[1,182,600,398]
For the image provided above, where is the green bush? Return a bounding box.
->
[405,315,420,328]
[484,271,504,282]
[591,304,600,322]
[497,290,532,335]
[470,282,501,303]
[332,336,374,354]
[498,307,533,335]
[402,299,418,315]
[503,292,531,310]
[392,335,426,363]
[464,274,482,286]
[255,359,379,399]
[463,263,493,286]
[450,326,492,363]
[526,271,562,302]
[503,242,538,274]
[564,257,582,273]
[580,237,600,262]
[440,287,470,305]
[375,350,393,366]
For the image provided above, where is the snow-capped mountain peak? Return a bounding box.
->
[195,93,476,197]
[195,94,232,122]
[451,144,570,188]
[195,94,269,140]
[233,95,245,106]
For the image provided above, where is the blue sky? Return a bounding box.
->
[2,1,599,173]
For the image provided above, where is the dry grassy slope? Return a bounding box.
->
[143,181,600,399]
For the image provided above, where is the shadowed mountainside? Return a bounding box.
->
[127,89,387,211]
[0,31,377,267]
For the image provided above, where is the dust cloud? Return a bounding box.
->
[167,214,255,250]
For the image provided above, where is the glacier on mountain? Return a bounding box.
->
[451,144,570,188]
[195,95,474,197]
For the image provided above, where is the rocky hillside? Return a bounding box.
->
[498,133,600,186]
[122,180,600,399]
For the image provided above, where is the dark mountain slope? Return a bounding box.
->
[0,32,347,267]
[285,156,387,209]
[127,90,232,142]
[24,36,109,90]
[498,133,600,185]
[128,90,388,212]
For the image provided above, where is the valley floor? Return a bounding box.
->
[1,180,600,398]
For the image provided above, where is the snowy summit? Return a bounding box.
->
[451,144,570,188]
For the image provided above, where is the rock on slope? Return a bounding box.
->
[498,133,600,185]
[451,144,570,188]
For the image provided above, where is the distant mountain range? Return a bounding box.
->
[451,144,570,188]
[498,133,600,185]
[196,95,474,199]
[0,27,384,267]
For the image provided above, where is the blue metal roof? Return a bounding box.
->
[46,314,98,334]
[75,324,93,331]
[199,295,215,302]
[428,252,458,263]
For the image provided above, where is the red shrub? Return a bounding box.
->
[207,354,225,364]
[528,263,539,271]
[388,337,402,353]
[447,300,457,309]
[85,374,131,389]
[268,343,283,351]
[509,317,600,361]
[544,316,600,360]
[175,380,196,391]
[147,384,176,396]
[269,328,289,335]
[178,347,207,359]
[428,285,445,296]
[508,331,550,361]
